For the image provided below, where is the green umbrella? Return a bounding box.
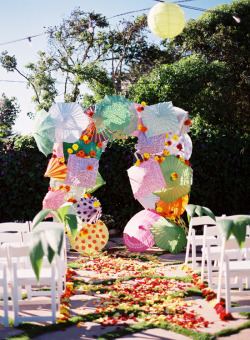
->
[33,109,56,156]
[63,140,102,162]
[95,95,138,140]
[150,216,187,254]
[153,155,192,203]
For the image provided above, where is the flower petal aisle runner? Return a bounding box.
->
[55,249,250,340]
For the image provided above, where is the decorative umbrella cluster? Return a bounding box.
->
[34,97,138,255]
[125,101,193,253]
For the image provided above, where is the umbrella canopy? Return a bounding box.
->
[67,220,109,255]
[172,107,191,136]
[33,109,56,156]
[86,172,106,194]
[44,156,67,180]
[153,155,192,203]
[49,102,91,143]
[127,159,166,200]
[141,102,179,138]
[156,194,189,219]
[94,95,138,140]
[63,140,103,162]
[123,209,160,252]
[137,193,159,210]
[42,189,65,218]
[136,131,166,157]
[65,154,99,188]
[76,195,102,224]
[163,133,192,160]
[150,216,187,254]
[49,178,85,203]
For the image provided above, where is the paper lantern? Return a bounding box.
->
[148,2,185,39]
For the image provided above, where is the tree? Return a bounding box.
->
[1,9,169,114]
[0,93,19,138]
[163,0,250,132]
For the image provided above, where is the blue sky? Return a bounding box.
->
[0,0,233,135]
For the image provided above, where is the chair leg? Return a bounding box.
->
[201,247,206,282]
[2,266,9,327]
[225,261,231,313]
[185,234,191,265]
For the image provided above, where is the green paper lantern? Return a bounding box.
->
[148,2,185,39]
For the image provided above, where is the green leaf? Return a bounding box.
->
[29,232,44,283]
[185,204,196,218]
[65,214,78,237]
[216,219,234,240]
[47,245,56,264]
[150,217,187,254]
[185,204,216,221]
[200,207,216,221]
[45,228,64,256]
[57,203,72,221]
[32,209,62,229]
[232,216,250,248]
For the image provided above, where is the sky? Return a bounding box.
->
[0,0,233,136]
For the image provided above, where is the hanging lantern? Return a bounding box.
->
[148,2,185,39]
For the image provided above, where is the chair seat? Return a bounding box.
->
[226,260,250,273]
[16,267,57,283]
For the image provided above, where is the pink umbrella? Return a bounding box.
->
[42,189,66,218]
[123,209,160,252]
[136,131,166,156]
[127,159,166,200]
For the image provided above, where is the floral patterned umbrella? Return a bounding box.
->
[123,209,160,252]
[172,107,192,136]
[42,188,66,218]
[136,131,166,157]
[163,133,192,160]
[63,140,103,162]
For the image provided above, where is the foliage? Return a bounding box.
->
[0,10,169,114]
[217,217,250,248]
[165,0,250,133]
[128,55,242,132]
[0,93,19,137]
[185,204,216,222]
[0,134,49,222]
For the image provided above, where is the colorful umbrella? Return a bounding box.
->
[127,159,166,200]
[44,156,67,180]
[94,95,138,140]
[123,209,160,252]
[67,220,109,255]
[82,106,108,143]
[150,216,187,254]
[76,195,102,224]
[33,109,56,156]
[86,172,106,194]
[63,140,103,162]
[136,131,166,157]
[49,178,85,203]
[52,142,64,158]
[49,102,91,143]
[156,194,189,219]
[141,102,179,138]
[163,133,192,160]
[65,154,99,188]
[153,155,192,203]
[172,107,191,136]
[137,193,159,210]
[42,188,66,218]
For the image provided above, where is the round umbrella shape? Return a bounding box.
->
[123,209,160,252]
[136,131,166,157]
[49,102,91,143]
[164,133,192,160]
[153,155,192,203]
[76,195,102,224]
[82,105,108,143]
[44,157,67,180]
[137,193,159,210]
[156,194,189,219]
[95,95,138,140]
[33,109,56,156]
[141,102,179,138]
[172,107,192,136]
[42,189,66,218]
[67,220,109,255]
[150,216,187,254]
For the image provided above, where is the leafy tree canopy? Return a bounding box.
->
[0,93,19,138]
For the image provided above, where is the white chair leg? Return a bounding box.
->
[51,265,56,323]
[185,229,192,265]
[2,265,9,327]
[225,260,231,313]
[201,247,206,282]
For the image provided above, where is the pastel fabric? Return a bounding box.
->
[136,131,166,156]
[172,107,191,136]
[65,154,99,188]
[127,159,166,200]
[141,102,179,138]
[42,190,65,218]
[164,133,192,160]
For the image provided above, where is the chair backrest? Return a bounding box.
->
[190,216,217,227]
[0,222,30,233]
[31,221,64,232]
[0,232,22,245]
[221,236,250,261]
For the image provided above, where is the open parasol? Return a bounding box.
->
[49,102,91,143]
[150,216,187,254]
[136,131,166,157]
[65,154,99,188]
[127,159,166,200]
[94,95,138,140]
[42,188,66,218]
[123,209,160,252]
[163,133,192,160]
[67,220,109,255]
[44,156,67,180]
[172,107,191,136]
[76,195,102,224]
[141,102,179,138]
[33,109,56,156]
[137,193,159,210]
[153,155,192,203]
[63,140,103,162]
[156,194,189,219]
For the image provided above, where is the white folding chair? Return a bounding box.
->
[217,236,250,313]
[185,216,217,269]
[8,244,58,326]
[0,233,23,245]
[0,222,30,234]
[0,245,9,327]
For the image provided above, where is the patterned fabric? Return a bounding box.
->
[137,193,159,210]
[76,196,102,224]
[136,131,166,156]
[65,154,99,188]
[42,189,65,218]
[163,133,192,160]
[127,159,166,200]
[172,107,191,136]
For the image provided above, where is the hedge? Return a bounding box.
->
[0,130,249,229]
